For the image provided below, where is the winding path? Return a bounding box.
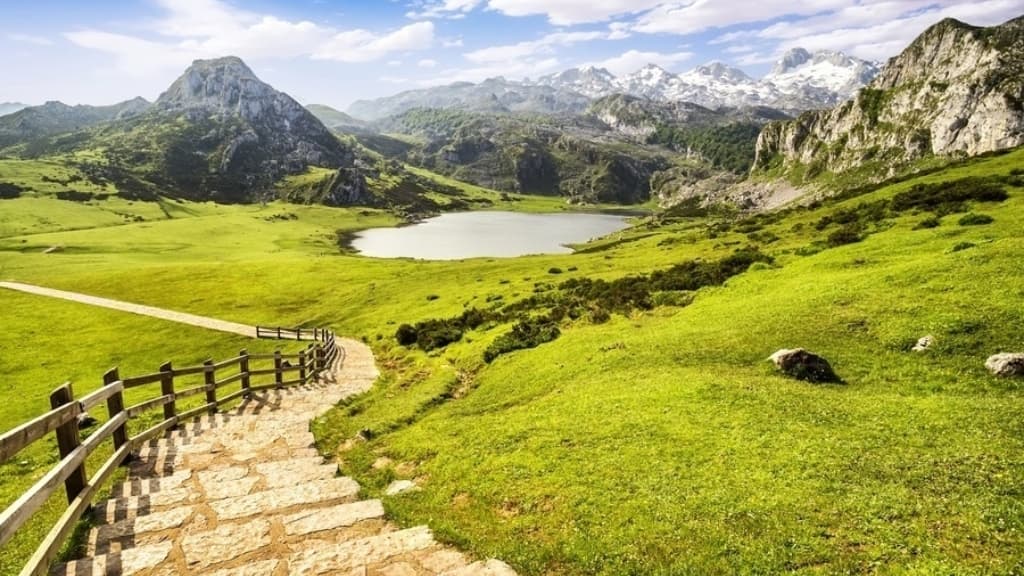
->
[0,282,515,575]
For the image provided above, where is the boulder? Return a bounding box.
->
[985,353,1024,377]
[77,412,98,429]
[912,335,935,352]
[769,348,841,383]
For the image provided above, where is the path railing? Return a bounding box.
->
[0,327,339,576]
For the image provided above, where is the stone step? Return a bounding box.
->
[85,499,387,571]
[53,541,173,576]
[95,473,357,524]
[288,526,437,575]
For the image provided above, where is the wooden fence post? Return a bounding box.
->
[50,383,86,504]
[239,349,251,397]
[274,350,283,389]
[160,361,176,426]
[204,359,217,413]
[276,327,282,339]
[103,368,128,452]
[315,343,324,372]
[299,349,307,384]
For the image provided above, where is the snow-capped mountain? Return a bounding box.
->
[765,48,881,99]
[536,66,618,99]
[347,48,881,120]
[536,49,880,112]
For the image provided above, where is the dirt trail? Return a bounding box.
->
[0,281,257,337]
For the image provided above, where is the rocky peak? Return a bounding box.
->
[157,56,281,121]
[692,62,753,83]
[753,15,1024,188]
[772,48,812,75]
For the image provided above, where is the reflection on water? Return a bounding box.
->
[350,211,632,260]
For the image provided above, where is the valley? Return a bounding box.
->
[1,7,1023,576]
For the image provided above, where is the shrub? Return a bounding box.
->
[914,216,941,229]
[950,242,976,252]
[548,267,563,275]
[395,324,418,346]
[0,182,24,199]
[891,178,1008,213]
[426,294,440,301]
[484,319,561,363]
[958,213,994,226]
[588,307,611,324]
[827,225,864,247]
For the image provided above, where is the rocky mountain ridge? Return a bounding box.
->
[348,48,879,120]
[753,16,1024,182]
[0,98,151,149]
[0,102,29,117]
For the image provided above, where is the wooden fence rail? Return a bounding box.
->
[0,327,340,576]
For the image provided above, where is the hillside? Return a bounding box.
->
[754,16,1024,185]
[1,145,1021,575]
[0,98,150,149]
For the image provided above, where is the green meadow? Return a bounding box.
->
[0,149,1022,574]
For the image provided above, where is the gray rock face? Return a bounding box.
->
[985,353,1024,377]
[769,348,841,383]
[153,56,354,199]
[754,16,1024,181]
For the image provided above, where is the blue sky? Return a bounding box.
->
[1,0,1020,109]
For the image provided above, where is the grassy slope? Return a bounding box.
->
[0,150,1021,574]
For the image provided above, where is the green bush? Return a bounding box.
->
[484,319,561,363]
[0,182,24,199]
[548,267,563,275]
[914,216,941,229]
[958,213,994,226]
[827,225,864,247]
[891,178,1008,213]
[395,324,417,346]
[951,242,976,252]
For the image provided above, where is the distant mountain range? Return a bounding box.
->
[347,48,881,120]
[0,102,29,117]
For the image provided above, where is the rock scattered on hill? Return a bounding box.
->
[985,353,1024,377]
[912,335,935,352]
[769,348,841,383]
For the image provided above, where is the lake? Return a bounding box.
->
[349,211,633,260]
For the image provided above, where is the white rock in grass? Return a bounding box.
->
[385,480,418,496]
[985,353,1024,377]
[912,335,934,352]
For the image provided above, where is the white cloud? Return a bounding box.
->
[485,0,664,25]
[315,22,435,63]
[465,30,607,63]
[407,0,483,19]
[66,0,436,75]
[8,33,54,46]
[711,0,1024,64]
[418,58,439,68]
[588,49,694,75]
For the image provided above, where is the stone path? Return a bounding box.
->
[0,282,516,575]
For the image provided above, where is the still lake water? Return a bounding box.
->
[350,211,632,260]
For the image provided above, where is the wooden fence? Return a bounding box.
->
[0,327,339,576]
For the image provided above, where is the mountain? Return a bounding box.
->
[347,78,590,120]
[535,66,618,98]
[753,16,1024,182]
[0,102,29,117]
[306,104,366,131]
[2,57,358,204]
[350,51,879,120]
[0,97,150,148]
[765,48,881,98]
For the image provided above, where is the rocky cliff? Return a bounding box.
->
[753,16,1024,181]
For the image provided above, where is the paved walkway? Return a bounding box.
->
[0,282,515,575]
